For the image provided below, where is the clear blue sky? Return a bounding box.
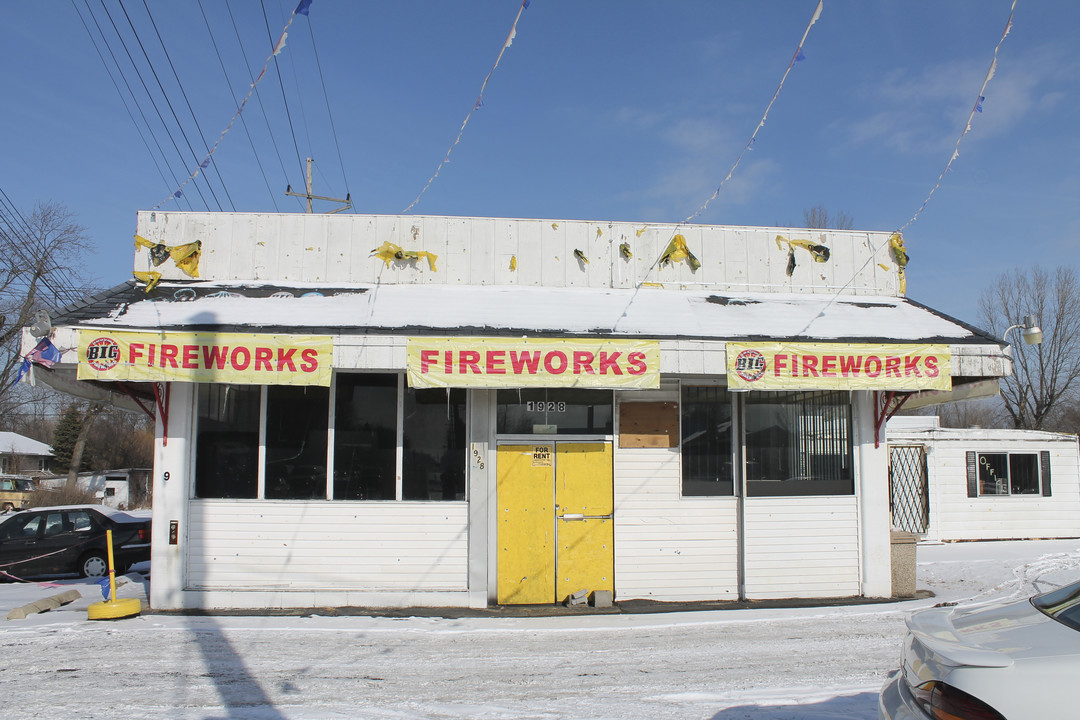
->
[4,1,1077,326]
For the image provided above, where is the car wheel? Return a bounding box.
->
[79,551,109,578]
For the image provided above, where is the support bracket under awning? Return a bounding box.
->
[874,391,912,449]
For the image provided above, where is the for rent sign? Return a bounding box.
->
[77,330,333,386]
[727,342,951,391]
[406,337,660,389]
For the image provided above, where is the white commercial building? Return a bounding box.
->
[24,212,1008,610]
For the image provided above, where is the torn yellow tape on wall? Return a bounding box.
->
[371,240,438,271]
[659,234,700,271]
[134,235,201,278]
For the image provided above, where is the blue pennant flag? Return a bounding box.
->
[12,358,31,387]
[28,338,62,367]
[524,0,531,8]
[975,96,985,113]
[97,576,111,600]
[200,159,210,169]
[295,0,312,16]
[173,190,183,199]
[795,49,806,62]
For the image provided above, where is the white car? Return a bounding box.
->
[879,579,1080,719]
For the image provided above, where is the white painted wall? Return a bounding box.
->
[613,387,739,602]
[743,496,861,599]
[135,212,902,296]
[185,501,469,592]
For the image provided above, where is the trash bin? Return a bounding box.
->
[890,530,918,598]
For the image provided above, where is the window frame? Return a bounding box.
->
[974,451,1043,496]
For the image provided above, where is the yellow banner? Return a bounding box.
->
[77,330,333,386]
[407,337,660,389]
[727,342,951,391]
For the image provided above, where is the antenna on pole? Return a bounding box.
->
[285,157,352,214]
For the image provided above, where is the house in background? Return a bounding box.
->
[76,468,152,510]
[886,416,1080,541]
[0,431,52,476]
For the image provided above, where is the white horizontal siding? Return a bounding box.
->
[920,438,1080,541]
[186,500,469,591]
[136,212,899,296]
[743,496,860,599]
[612,436,738,602]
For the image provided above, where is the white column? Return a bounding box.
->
[854,390,892,598]
[149,383,196,610]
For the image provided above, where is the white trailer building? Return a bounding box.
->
[23,212,1009,611]
[887,416,1080,541]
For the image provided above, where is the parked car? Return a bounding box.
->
[0,505,150,580]
[879,579,1080,719]
[0,475,35,511]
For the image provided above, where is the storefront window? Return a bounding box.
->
[681,385,734,496]
[745,390,853,497]
[333,374,397,500]
[195,375,467,502]
[265,386,329,499]
[496,389,613,435]
[195,384,260,498]
[977,452,1040,495]
[403,388,467,501]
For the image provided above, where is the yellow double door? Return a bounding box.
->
[496,442,614,605]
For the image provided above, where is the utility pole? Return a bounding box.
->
[285,157,351,214]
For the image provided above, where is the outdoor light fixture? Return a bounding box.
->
[1004,314,1043,346]
[27,310,51,339]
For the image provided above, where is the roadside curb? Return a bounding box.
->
[6,589,83,620]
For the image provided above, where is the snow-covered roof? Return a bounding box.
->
[0,431,52,457]
[68,280,997,345]
[887,425,1078,443]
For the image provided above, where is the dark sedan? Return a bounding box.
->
[0,505,151,580]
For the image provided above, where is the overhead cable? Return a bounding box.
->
[151,0,314,210]
[197,0,281,210]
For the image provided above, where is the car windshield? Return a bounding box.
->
[1032,579,1080,632]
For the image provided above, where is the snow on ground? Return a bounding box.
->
[2,540,1079,719]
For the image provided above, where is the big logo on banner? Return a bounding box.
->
[727,342,951,391]
[77,330,333,386]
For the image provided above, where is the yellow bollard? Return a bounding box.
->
[87,529,142,620]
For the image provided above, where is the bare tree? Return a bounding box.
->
[0,201,90,413]
[803,204,854,230]
[978,266,1080,429]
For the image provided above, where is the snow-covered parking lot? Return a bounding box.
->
[3,539,1079,720]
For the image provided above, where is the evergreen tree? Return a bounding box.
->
[51,405,84,472]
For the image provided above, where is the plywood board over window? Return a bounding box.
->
[619,402,679,448]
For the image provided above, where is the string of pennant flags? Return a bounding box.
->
[151,0,314,211]
[895,0,1017,235]
[402,0,531,214]
[681,0,823,226]
[793,0,1019,338]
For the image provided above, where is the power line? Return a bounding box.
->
[138,0,237,211]
[113,0,227,210]
[306,12,352,207]
[259,0,306,186]
[197,0,281,211]
[96,0,216,210]
[224,0,301,210]
[71,0,191,208]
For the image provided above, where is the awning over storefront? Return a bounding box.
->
[54,280,1000,346]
